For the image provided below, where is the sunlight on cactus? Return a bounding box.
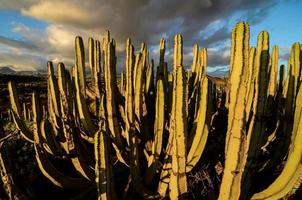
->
[0,21,301,200]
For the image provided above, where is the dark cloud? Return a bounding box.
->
[0,0,283,71]
[200,26,230,47]
[0,36,37,50]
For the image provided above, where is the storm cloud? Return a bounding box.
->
[0,0,285,72]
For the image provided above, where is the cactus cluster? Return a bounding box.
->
[0,21,301,199]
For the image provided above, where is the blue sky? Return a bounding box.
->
[0,0,301,74]
[0,11,46,39]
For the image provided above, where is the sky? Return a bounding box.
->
[0,0,301,75]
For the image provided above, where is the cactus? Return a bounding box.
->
[245,47,256,119]
[0,122,26,200]
[95,94,116,200]
[8,81,34,142]
[4,21,302,200]
[32,92,90,188]
[268,46,279,97]
[219,22,250,200]
[169,65,188,199]
[252,83,302,200]
[145,77,165,184]
[75,36,87,97]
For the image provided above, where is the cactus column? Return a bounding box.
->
[219,22,250,200]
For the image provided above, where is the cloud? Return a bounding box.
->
[0,0,281,71]
[0,36,37,50]
[0,48,45,71]
[0,0,37,10]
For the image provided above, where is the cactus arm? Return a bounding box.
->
[103,34,123,147]
[89,37,95,70]
[245,31,270,159]
[57,63,71,115]
[74,57,98,135]
[95,121,116,200]
[89,37,102,115]
[268,46,279,97]
[186,76,209,172]
[251,84,302,200]
[218,22,250,200]
[291,43,301,95]
[32,93,90,189]
[128,123,159,199]
[48,62,62,118]
[102,34,127,165]
[156,38,166,82]
[61,117,95,181]
[70,141,96,181]
[257,58,296,176]
[8,82,34,142]
[169,65,188,199]
[145,60,154,96]
[94,40,102,79]
[75,36,86,98]
[278,65,285,95]
[245,47,256,119]
[243,31,270,200]
[144,78,165,185]
[93,40,101,117]
[40,119,64,156]
[157,35,183,198]
[0,122,27,200]
[188,44,199,99]
[124,40,159,199]
[157,132,173,197]
[47,61,64,142]
[201,48,207,76]
[119,71,125,96]
[33,92,60,155]
[7,81,22,116]
[125,38,134,145]
[134,44,147,125]
[191,43,199,73]
[34,143,91,189]
[10,111,34,142]
[173,34,183,71]
[57,63,96,180]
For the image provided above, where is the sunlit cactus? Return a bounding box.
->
[2,21,302,200]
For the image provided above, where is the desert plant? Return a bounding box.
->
[2,21,301,200]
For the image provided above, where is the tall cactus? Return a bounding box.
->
[95,95,116,200]
[169,65,188,199]
[219,22,250,200]
[4,21,302,200]
[252,83,302,200]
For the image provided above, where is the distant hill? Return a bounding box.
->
[208,68,229,77]
[0,66,46,77]
[0,66,17,75]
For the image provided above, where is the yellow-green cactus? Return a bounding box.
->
[169,65,188,199]
[219,22,250,200]
[268,46,279,97]
[252,83,302,200]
